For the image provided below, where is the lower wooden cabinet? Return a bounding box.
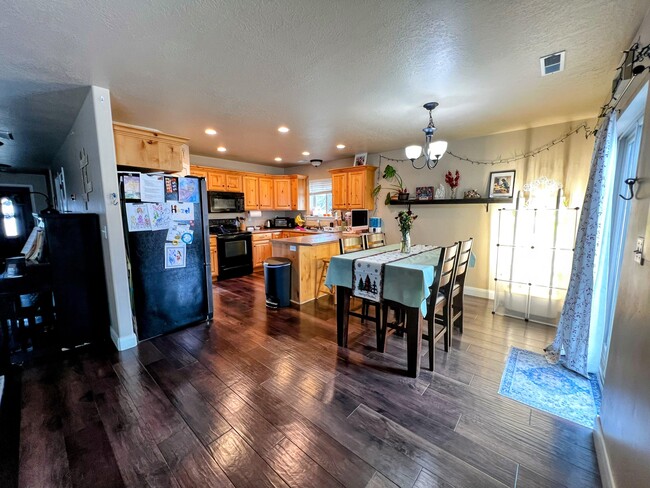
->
[253,240,273,268]
[209,236,218,280]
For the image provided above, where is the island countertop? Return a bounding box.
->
[271,233,342,247]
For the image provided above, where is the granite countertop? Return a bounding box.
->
[251,228,329,235]
[271,233,342,246]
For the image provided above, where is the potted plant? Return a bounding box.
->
[372,164,409,205]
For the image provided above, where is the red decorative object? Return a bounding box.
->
[445,170,460,189]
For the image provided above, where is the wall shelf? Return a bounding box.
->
[388,197,513,212]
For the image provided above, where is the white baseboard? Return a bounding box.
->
[594,416,616,488]
[110,327,138,351]
[465,286,494,300]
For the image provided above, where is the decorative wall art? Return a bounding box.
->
[415,186,433,200]
[488,170,516,198]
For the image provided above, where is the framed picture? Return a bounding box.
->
[415,186,433,200]
[488,170,516,198]
[354,153,368,166]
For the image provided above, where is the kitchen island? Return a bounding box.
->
[271,233,341,304]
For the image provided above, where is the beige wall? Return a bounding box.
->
[191,154,285,175]
[287,120,595,293]
[598,7,650,487]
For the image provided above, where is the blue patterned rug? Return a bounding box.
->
[499,347,601,428]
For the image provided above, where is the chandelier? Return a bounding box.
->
[405,102,448,169]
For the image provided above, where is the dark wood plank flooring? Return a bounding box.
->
[15,271,600,487]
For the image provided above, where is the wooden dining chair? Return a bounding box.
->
[449,237,473,346]
[424,242,460,370]
[364,233,386,249]
[339,235,379,327]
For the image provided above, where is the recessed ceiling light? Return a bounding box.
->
[205,128,217,135]
[302,151,310,156]
[278,126,290,133]
[336,144,346,149]
[274,157,283,162]
[217,146,227,152]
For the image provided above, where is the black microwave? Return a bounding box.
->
[208,191,245,213]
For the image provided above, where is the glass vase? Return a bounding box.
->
[400,232,411,253]
[450,187,457,199]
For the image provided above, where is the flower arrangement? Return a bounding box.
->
[445,170,460,189]
[396,209,417,234]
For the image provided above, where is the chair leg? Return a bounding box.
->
[377,303,389,353]
[457,293,464,335]
[427,313,434,371]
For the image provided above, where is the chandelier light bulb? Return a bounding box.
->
[429,140,448,160]
[405,145,422,161]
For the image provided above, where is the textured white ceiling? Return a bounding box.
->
[0,0,647,168]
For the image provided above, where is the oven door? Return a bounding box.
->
[217,234,253,279]
[209,192,245,213]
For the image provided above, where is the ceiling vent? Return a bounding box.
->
[540,51,565,76]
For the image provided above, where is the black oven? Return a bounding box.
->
[217,233,253,279]
[209,191,245,213]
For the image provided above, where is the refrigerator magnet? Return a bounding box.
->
[181,231,194,245]
[164,243,186,269]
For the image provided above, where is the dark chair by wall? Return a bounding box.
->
[450,237,473,347]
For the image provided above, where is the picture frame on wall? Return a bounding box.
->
[354,153,368,166]
[488,170,516,198]
[415,186,434,200]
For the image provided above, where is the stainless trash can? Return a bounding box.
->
[263,257,291,308]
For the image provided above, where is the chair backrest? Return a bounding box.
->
[438,243,459,294]
[339,236,364,254]
[364,233,386,249]
[453,238,474,289]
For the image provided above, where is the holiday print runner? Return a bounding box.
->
[353,245,436,302]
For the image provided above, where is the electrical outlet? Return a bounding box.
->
[634,236,645,265]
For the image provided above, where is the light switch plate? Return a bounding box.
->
[634,236,644,265]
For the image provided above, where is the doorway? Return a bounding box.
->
[0,186,35,264]
[599,84,647,382]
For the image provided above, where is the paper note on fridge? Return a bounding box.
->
[126,203,152,231]
[169,202,194,221]
[140,174,165,202]
[147,203,172,230]
[166,224,190,243]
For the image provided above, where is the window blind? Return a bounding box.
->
[309,178,332,194]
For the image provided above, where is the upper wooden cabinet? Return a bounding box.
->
[208,170,227,191]
[113,123,189,173]
[258,177,274,210]
[226,174,242,192]
[289,175,307,211]
[274,178,292,210]
[329,166,377,210]
[190,166,209,179]
[243,175,260,210]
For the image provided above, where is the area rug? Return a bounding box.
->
[499,347,601,428]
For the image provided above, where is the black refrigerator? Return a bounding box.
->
[119,174,213,341]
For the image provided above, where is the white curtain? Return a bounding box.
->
[546,114,618,377]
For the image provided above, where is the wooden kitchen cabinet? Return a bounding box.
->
[209,235,218,280]
[113,123,188,173]
[252,233,273,268]
[226,173,242,192]
[329,165,377,210]
[190,165,209,179]
[243,175,260,209]
[274,178,292,210]
[208,170,227,191]
[289,175,307,211]
[258,177,274,210]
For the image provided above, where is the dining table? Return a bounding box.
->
[325,243,442,378]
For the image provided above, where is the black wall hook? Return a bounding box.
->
[619,178,638,201]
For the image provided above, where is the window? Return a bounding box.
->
[1,196,19,237]
[309,178,332,216]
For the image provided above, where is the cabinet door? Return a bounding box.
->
[290,177,307,211]
[114,132,160,169]
[209,237,218,279]
[332,173,348,209]
[274,179,292,210]
[158,141,184,173]
[243,176,259,209]
[258,177,274,210]
[208,170,227,191]
[190,166,209,179]
[253,240,269,267]
[264,241,273,262]
[226,174,242,192]
[347,170,366,208]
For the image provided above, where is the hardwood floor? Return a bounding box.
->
[14,271,600,487]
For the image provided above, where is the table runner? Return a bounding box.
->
[353,245,436,302]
